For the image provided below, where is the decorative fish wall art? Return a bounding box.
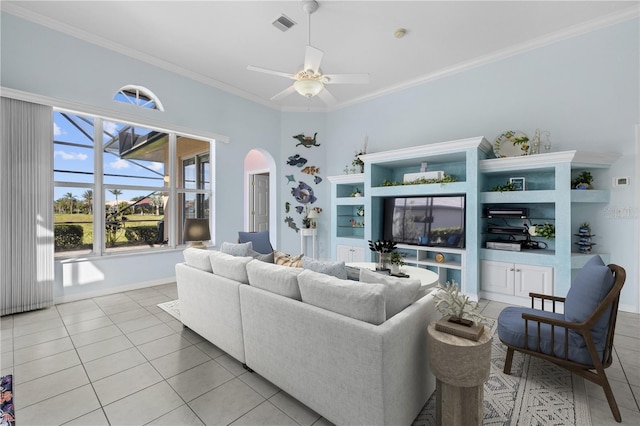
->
[287,154,308,167]
[293,133,320,148]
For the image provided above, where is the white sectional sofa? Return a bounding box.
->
[176,248,439,426]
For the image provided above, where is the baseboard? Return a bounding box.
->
[54,277,176,305]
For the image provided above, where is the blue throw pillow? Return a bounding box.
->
[238,231,273,254]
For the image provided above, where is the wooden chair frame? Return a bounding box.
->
[501,264,626,423]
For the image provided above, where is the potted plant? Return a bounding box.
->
[350,187,362,197]
[368,240,396,271]
[433,281,486,330]
[578,222,591,235]
[529,222,555,240]
[571,171,593,189]
[389,251,406,274]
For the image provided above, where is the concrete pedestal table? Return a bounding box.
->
[427,321,492,426]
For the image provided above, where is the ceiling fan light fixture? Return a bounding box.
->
[294,78,324,98]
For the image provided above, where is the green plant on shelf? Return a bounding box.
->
[533,223,555,240]
[490,181,517,192]
[350,187,362,197]
[571,171,593,189]
[381,174,456,187]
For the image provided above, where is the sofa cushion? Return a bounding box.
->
[209,251,252,284]
[220,241,253,256]
[246,260,302,300]
[564,255,614,350]
[359,268,421,319]
[238,231,273,254]
[248,248,274,263]
[183,248,213,272]
[298,269,386,325]
[302,256,347,279]
[274,250,303,268]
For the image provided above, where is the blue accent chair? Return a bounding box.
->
[497,256,626,422]
[238,231,273,254]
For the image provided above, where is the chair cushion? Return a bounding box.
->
[359,268,421,319]
[298,269,386,325]
[220,241,253,256]
[301,256,347,279]
[238,231,273,254]
[183,248,213,272]
[564,255,614,350]
[497,306,595,365]
[246,260,302,300]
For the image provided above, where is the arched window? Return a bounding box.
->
[114,85,164,111]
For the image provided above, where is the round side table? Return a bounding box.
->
[427,321,492,426]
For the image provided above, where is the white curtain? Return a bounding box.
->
[1,97,54,316]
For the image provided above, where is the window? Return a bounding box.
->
[113,85,164,111]
[53,110,212,256]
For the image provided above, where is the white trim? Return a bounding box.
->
[3,2,637,113]
[636,124,640,313]
[1,86,230,143]
[115,84,165,112]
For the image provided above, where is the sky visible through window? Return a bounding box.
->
[54,112,165,204]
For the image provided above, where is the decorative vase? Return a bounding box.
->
[376,252,390,271]
[390,264,400,275]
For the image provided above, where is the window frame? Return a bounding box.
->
[53,108,214,258]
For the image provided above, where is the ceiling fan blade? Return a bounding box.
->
[317,87,337,105]
[270,85,297,101]
[247,65,295,80]
[323,73,370,85]
[304,45,323,74]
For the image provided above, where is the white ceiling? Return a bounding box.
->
[3,1,638,111]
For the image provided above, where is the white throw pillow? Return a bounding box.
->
[246,260,302,300]
[220,241,253,256]
[209,251,252,284]
[302,256,347,279]
[359,268,421,319]
[183,248,213,272]
[298,269,386,325]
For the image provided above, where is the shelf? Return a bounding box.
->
[335,197,365,205]
[481,190,556,203]
[570,189,610,203]
[370,181,468,197]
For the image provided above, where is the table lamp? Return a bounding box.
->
[307,209,319,228]
[183,218,210,249]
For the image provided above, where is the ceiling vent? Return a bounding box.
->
[273,14,296,32]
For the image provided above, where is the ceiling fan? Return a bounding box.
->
[247,0,369,105]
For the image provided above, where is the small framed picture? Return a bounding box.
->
[509,177,526,191]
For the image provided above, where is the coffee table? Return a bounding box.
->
[346,262,439,297]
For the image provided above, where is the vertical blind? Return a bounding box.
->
[1,97,54,316]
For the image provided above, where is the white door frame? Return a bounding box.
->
[247,169,270,232]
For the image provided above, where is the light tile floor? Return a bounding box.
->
[0,284,638,425]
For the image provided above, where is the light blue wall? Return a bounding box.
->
[2,12,638,309]
[324,19,639,310]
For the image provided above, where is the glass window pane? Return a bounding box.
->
[178,193,210,245]
[104,189,167,252]
[54,186,93,256]
[103,122,167,187]
[53,112,95,183]
[177,136,210,190]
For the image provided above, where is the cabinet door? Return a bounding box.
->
[336,245,352,262]
[481,260,515,295]
[514,264,553,297]
[351,246,365,262]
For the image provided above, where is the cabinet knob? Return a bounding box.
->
[515,269,521,272]
[509,268,515,271]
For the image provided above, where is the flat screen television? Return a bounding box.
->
[383,195,466,248]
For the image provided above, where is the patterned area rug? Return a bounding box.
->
[157,301,590,425]
[157,299,180,321]
[412,323,591,426]
[1,374,15,426]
